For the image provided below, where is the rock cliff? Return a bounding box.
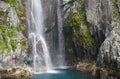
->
[0,0,27,67]
[63,0,120,68]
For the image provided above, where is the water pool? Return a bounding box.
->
[32,69,100,79]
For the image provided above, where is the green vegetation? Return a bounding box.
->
[110,0,120,23]
[0,0,27,55]
[65,0,96,59]
[0,9,4,15]
[8,29,19,37]
[11,40,18,51]
[19,23,25,31]
[110,0,120,35]
[3,0,16,5]
[20,39,27,50]
[3,0,25,32]
[0,24,26,54]
[0,24,20,55]
[0,24,10,55]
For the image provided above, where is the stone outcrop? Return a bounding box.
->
[98,26,120,68]
[63,0,120,68]
[0,66,33,79]
[86,0,120,68]
[0,1,27,67]
[63,0,97,63]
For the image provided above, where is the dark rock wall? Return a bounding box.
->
[63,0,97,64]
[63,0,120,68]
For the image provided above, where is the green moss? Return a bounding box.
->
[0,40,6,49]
[0,0,27,55]
[20,39,27,50]
[19,24,25,31]
[11,40,18,51]
[4,0,16,5]
[0,9,4,15]
[0,24,19,38]
[0,8,9,24]
[111,0,117,5]
[8,29,19,37]
[66,11,95,46]
[4,0,25,32]
[115,26,120,35]
[0,35,10,55]
[110,0,120,23]
[0,24,21,54]
[0,24,9,44]
[65,0,96,58]
[0,24,8,30]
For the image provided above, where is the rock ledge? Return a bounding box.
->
[0,66,33,79]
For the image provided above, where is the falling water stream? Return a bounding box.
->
[57,0,65,67]
[26,0,52,73]
[26,0,66,73]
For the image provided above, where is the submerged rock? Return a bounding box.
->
[0,66,33,79]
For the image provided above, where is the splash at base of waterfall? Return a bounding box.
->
[34,70,61,74]
[33,66,70,74]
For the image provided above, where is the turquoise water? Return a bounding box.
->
[32,69,100,79]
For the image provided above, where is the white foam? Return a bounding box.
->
[46,70,60,74]
[58,66,69,69]
[53,66,70,69]
[34,70,61,74]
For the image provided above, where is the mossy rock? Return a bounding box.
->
[64,0,96,60]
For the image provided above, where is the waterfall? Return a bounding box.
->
[26,0,52,72]
[26,0,66,72]
[57,0,65,67]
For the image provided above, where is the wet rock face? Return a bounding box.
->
[63,0,120,68]
[42,0,58,54]
[63,0,97,63]
[42,0,57,29]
